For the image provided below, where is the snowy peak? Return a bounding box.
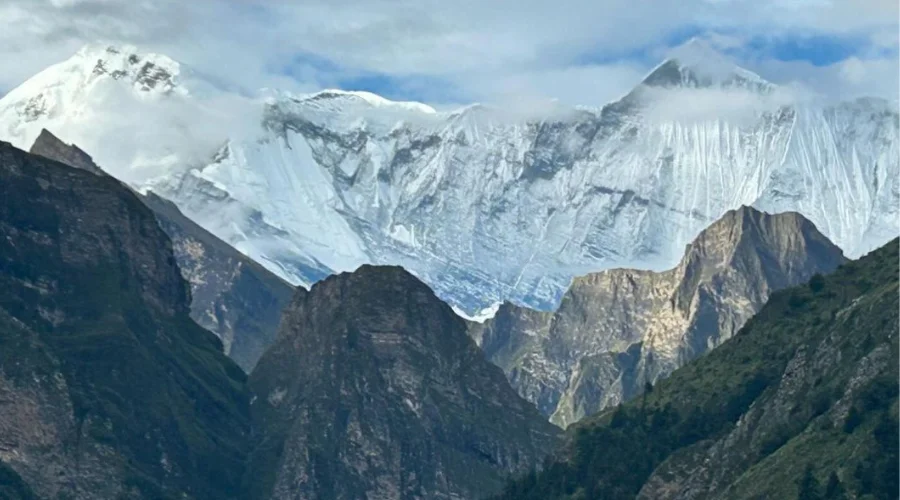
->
[260,89,442,140]
[0,43,187,151]
[300,89,437,114]
[0,45,235,185]
[641,37,771,91]
[2,43,184,112]
[265,88,439,134]
[76,44,182,94]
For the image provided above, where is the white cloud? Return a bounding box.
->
[0,0,896,105]
[641,85,812,126]
[748,56,899,102]
[458,63,649,108]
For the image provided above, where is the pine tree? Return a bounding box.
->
[798,465,822,500]
[641,381,654,416]
[823,471,845,499]
[842,405,862,433]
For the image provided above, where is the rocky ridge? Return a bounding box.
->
[470,206,847,427]
[249,265,562,499]
[0,140,249,498]
[495,238,899,500]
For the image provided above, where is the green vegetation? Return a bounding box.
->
[495,239,899,500]
[0,463,38,500]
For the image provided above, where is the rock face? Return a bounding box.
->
[30,128,103,174]
[249,265,561,500]
[471,206,847,427]
[1,41,896,316]
[495,238,899,500]
[140,192,295,371]
[28,129,293,371]
[0,142,249,498]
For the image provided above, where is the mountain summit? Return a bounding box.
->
[0,44,896,315]
[249,265,560,499]
[470,206,847,426]
[641,37,772,91]
[1,44,183,127]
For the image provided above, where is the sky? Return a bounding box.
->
[0,0,897,107]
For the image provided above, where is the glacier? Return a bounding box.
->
[1,41,897,315]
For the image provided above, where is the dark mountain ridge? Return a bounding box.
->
[0,140,250,498]
[29,129,294,371]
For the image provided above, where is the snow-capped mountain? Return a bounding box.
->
[1,40,897,315]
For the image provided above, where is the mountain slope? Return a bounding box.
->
[248,265,561,500]
[494,238,899,500]
[0,141,249,498]
[470,206,847,426]
[29,129,294,371]
[0,41,896,315]
[139,192,295,371]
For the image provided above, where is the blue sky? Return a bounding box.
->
[292,28,899,105]
[0,0,897,105]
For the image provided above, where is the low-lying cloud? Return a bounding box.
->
[640,85,812,126]
[56,84,263,184]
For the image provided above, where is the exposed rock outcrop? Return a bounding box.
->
[249,265,561,500]
[471,206,847,427]
[495,238,899,500]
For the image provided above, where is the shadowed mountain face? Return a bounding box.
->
[0,141,249,498]
[0,141,561,500]
[495,239,899,500]
[470,206,847,427]
[29,129,293,371]
[249,265,562,500]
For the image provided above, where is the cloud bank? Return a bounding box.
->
[0,0,896,107]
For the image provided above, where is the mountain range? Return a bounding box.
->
[25,128,860,434]
[0,141,558,498]
[0,135,896,499]
[0,39,896,316]
[0,37,896,500]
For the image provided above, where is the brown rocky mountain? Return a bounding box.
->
[248,265,561,500]
[495,239,898,500]
[29,129,293,371]
[470,206,847,427]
